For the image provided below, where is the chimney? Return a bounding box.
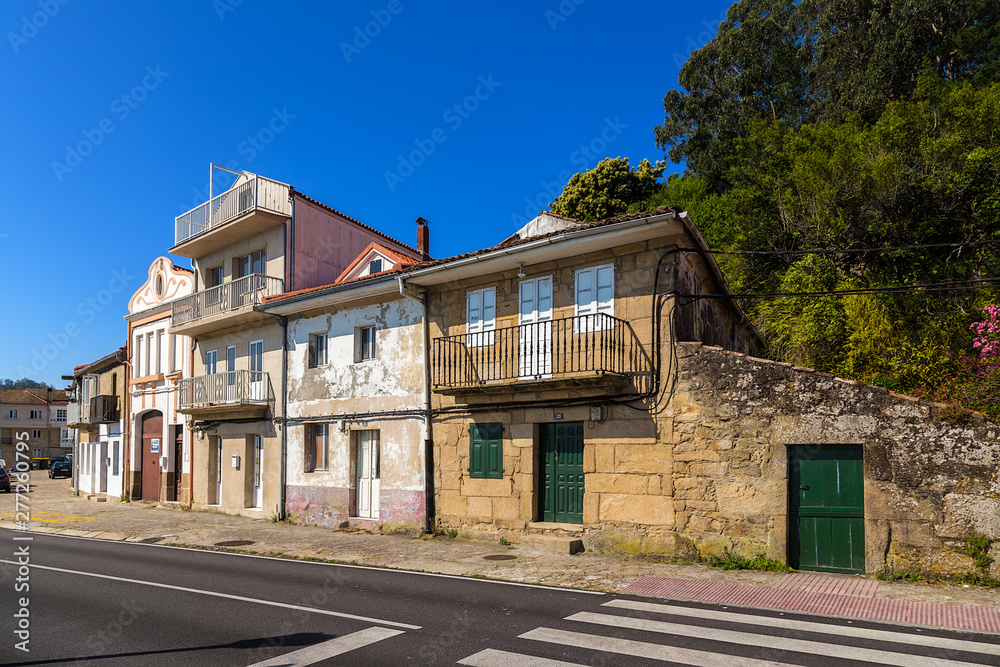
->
[416,217,430,261]
[47,387,53,403]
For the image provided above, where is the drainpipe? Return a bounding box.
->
[398,276,434,532]
[276,314,289,520]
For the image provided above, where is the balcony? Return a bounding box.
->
[171,274,283,336]
[432,313,651,396]
[88,395,120,424]
[172,174,291,257]
[178,370,271,419]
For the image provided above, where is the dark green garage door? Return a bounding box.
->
[789,444,865,574]
[540,423,584,524]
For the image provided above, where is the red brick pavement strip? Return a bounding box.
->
[774,572,880,598]
[622,577,1000,633]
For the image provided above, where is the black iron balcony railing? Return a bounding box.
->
[88,395,119,423]
[171,274,283,327]
[432,313,650,390]
[178,370,269,411]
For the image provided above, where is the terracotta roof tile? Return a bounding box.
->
[0,388,67,405]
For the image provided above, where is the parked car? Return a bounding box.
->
[0,465,10,493]
[48,460,72,479]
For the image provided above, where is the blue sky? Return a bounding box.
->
[0,0,732,387]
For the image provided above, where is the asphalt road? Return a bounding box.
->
[1,532,999,666]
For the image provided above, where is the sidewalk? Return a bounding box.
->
[4,473,1000,633]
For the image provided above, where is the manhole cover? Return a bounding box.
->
[215,540,255,547]
[483,554,517,561]
[139,537,164,544]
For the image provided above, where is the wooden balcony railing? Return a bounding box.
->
[171,274,283,327]
[175,174,291,245]
[88,395,119,423]
[432,313,650,390]
[178,370,269,411]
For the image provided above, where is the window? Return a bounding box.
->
[156,330,164,374]
[30,410,42,420]
[306,423,329,472]
[113,441,120,476]
[56,409,66,422]
[357,326,376,362]
[32,448,41,458]
[469,423,503,479]
[466,287,496,346]
[5,410,17,419]
[309,333,328,368]
[32,430,42,439]
[237,249,266,278]
[206,265,224,288]
[368,258,383,274]
[145,332,154,376]
[575,263,615,331]
[170,334,183,373]
[111,373,117,398]
[134,334,142,376]
[205,349,218,375]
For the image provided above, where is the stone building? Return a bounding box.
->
[66,348,127,499]
[0,388,71,466]
[403,208,759,549]
[666,343,1000,577]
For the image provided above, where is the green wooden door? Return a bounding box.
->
[789,444,865,574]
[541,423,585,523]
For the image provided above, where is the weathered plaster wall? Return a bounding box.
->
[672,342,1000,576]
[285,296,426,528]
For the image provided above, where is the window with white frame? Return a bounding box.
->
[466,287,496,346]
[56,409,66,422]
[309,333,328,368]
[32,449,41,458]
[30,410,42,420]
[205,349,218,375]
[5,410,17,419]
[368,258,383,274]
[357,326,376,362]
[575,264,615,331]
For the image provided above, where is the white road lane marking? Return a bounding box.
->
[568,611,982,667]
[458,648,583,666]
[0,559,420,630]
[246,627,404,666]
[520,627,791,666]
[605,599,1000,655]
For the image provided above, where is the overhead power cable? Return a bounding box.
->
[679,277,1000,300]
[687,239,1000,257]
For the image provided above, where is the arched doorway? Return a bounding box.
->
[140,411,163,501]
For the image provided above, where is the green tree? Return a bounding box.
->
[550,157,665,221]
[655,0,1000,182]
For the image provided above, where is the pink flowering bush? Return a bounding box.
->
[933,306,1000,421]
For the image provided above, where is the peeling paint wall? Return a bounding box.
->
[285,295,426,528]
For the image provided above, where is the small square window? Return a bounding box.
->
[368,258,383,274]
[30,410,42,420]
[357,326,376,362]
[5,410,17,419]
[56,409,66,422]
[32,430,42,439]
[309,333,328,368]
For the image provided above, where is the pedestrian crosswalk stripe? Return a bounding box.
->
[567,611,980,667]
[246,627,404,666]
[519,627,790,666]
[458,647,582,666]
[605,599,1000,656]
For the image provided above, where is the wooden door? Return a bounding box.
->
[140,411,162,501]
[356,431,380,519]
[540,423,584,524]
[789,444,865,574]
[173,425,183,501]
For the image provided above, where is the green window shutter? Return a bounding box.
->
[470,423,503,479]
